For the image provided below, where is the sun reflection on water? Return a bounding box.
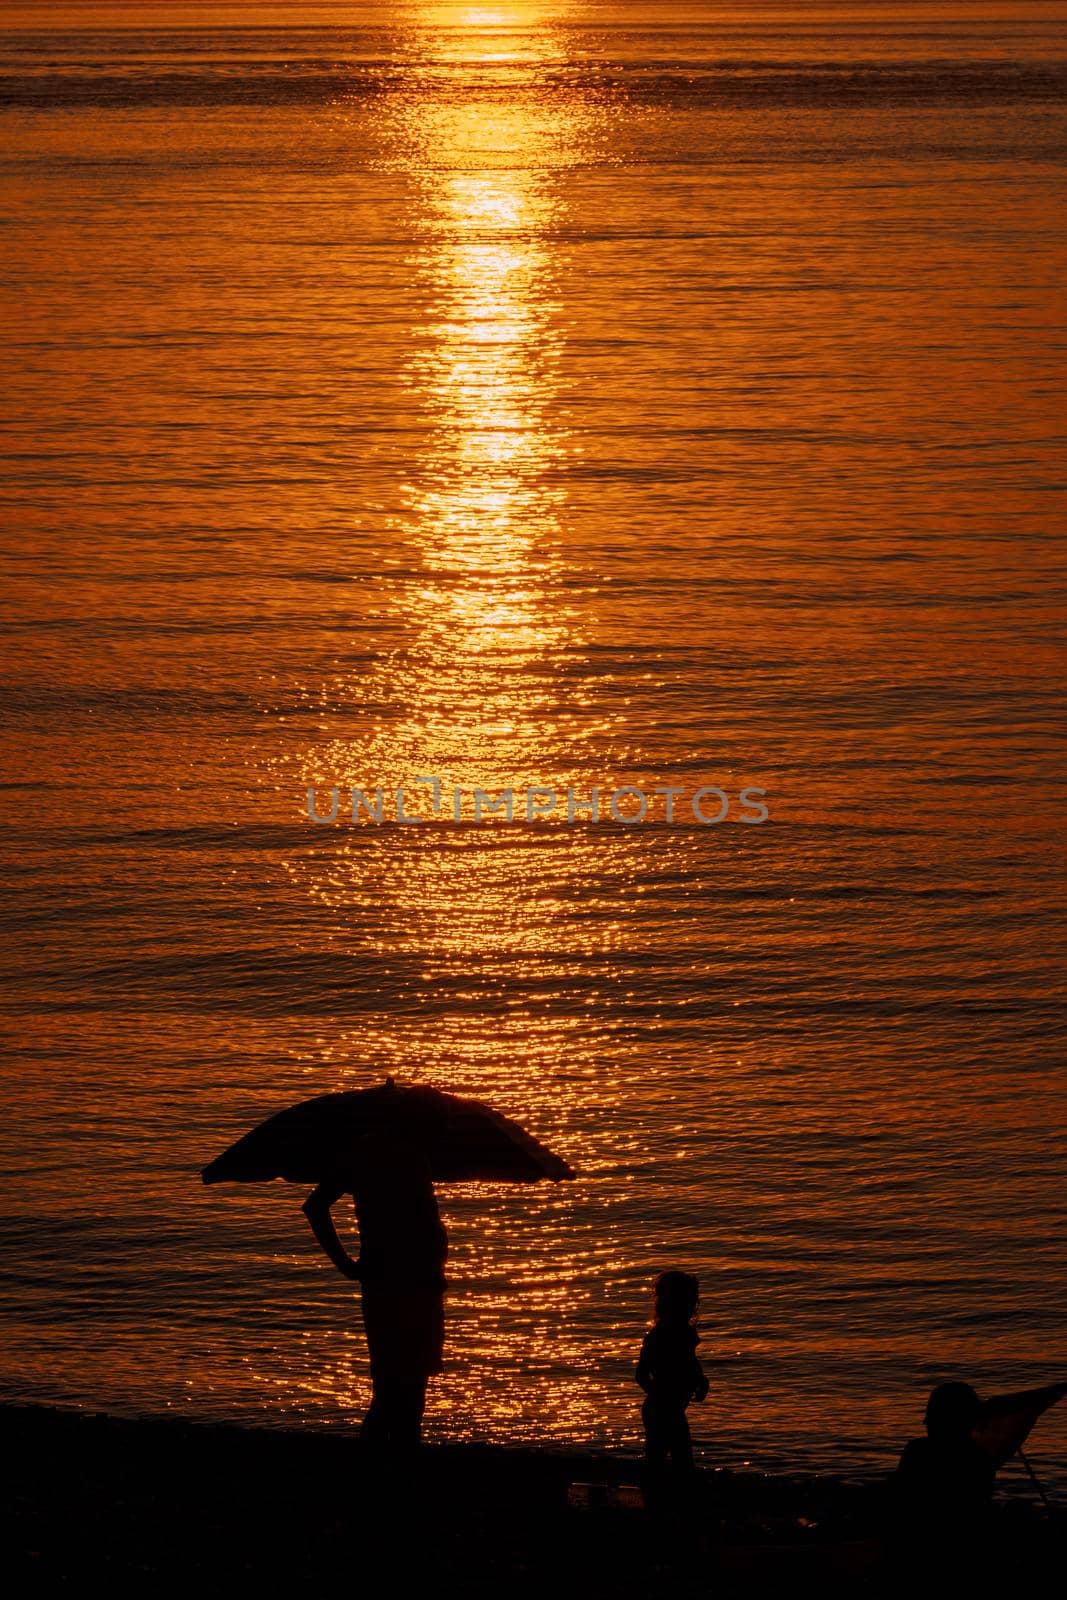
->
[274,4,636,1441]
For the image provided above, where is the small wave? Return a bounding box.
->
[1,59,1064,111]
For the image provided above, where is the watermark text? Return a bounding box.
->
[305,780,769,826]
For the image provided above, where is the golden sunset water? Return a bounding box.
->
[1,2,1066,1483]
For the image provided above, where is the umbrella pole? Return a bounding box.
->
[1017,1448,1052,1510]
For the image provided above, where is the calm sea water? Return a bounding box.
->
[1,2,1066,1485]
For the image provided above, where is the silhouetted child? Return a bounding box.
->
[636,1270,709,1477]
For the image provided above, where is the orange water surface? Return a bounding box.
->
[1,2,1065,1483]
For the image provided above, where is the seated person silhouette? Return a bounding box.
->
[889,1382,996,1577]
[894,1382,996,1514]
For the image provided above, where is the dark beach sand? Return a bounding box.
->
[3,1405,1061,1595]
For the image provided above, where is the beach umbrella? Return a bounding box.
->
[972,1381,1067,1468]
[201,1077,574,1187]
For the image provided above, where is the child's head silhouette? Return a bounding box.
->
[654,1269,700,1323]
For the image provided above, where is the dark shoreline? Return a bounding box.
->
[3,1403,1062,1595]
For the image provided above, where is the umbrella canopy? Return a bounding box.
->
[201,1078,574,1187]
[972,1381,1067,1466]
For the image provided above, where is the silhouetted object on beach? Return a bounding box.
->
[636,1271,709,1484]
[202,1078,573,1448]
[893,1378,1067,1514]
[201,1077,574,1186]
[888,1378,1067,1581]
[971,1380,1067,1470]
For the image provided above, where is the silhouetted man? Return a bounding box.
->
[303,1139,447,1452]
